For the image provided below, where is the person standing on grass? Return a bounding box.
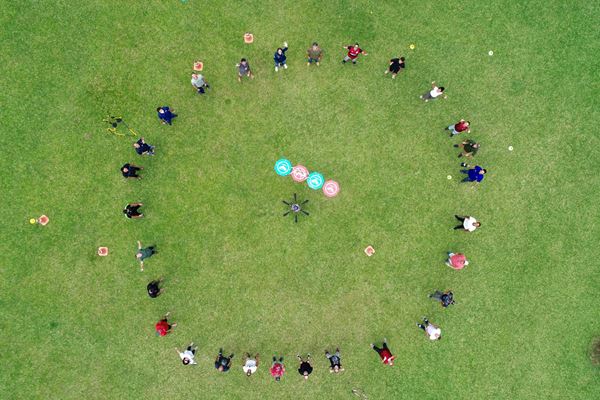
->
[297,354,313,380]
[416,317,442,341]
[274,42,289,72]
[325,348,344,373]
[133,137,155,155]
[420,81,445,102]
[446,252,469,270]
[176,343,198,365]
[460,163,487,183]
[306,42,323,66]
[446,119,471,136]
[370,338,395,366]
[121,163,143,179]
[191,73,210,94]
[384,56,405,79]
[242,353,260,376]
[455,139,480,158]
[236,58,254,82]
[147,278,164,298]
[157,106,177,125]
[429,290,455,308]
[155,312,176,336]
[270,356,285,381]
[342,43,367,64]
[123,203,144,219]
[136,241,156,271]
[215,348,234,372]
[454,215,481,232]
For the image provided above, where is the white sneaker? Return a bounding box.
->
[275,66,278,72]
[283,64,288,69]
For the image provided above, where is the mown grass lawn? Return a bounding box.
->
[1,1,599,399]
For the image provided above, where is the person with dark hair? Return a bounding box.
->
[236,58,254,82]
[133,137,155,155]
[342,43,367,64]
[420,81,446,102]
[214,348,234,372]
[191,73,210,94]
[274,42,288,72]
[306,42,323,66]
[157,106,177,125]
[121,163,143,179]
[370,338,395,366]
[325,348,344,373]
[454,215,481,231]
[123,203,144,219]
[460,163,487,183]
[242,353,260,376]
[384,56,405,79]
[416,317,442,341]
[136,240,156,271]
[296,354,313,380]
[455,139,480,158]
[446,119,471,136]
[147,278,164,298]
[155,312,176,336]
[176,343,197,365]
[270,356,285,381]
[429,290,455,307]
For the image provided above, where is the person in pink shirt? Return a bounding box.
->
[446,252,469,270]
[270,356,285,381]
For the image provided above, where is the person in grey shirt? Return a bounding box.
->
[191,73,210,94]
[236,58,254,82]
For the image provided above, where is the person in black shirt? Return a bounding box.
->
[133,137,155,156]
[147,278,164,298]
[215,348,234,372]
[384,57,405,79]
[325,348,344,373]
[297,354,313,380]
[123,203,144,219]
[121,163,143,179]
[429,290,455,307]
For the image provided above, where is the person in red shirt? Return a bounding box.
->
[446,252,469,270]
[155,312,177,336]
[342,43,367,64]
[270,356,285,381]
[446,119,471,136]
[370,338,395,366]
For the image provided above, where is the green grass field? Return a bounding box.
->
[1,1,599,399]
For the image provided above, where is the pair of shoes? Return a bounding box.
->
[283,64,288,69]
[460,162,468,167]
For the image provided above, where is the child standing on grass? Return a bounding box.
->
[236,58,254,82]
[274,42,288,72]
[306,42,323,66]
[384,57,405,79]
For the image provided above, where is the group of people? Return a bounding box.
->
[109,38,493,382]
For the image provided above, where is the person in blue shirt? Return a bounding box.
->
[460,163,487,182]
[274,42,288,72]
[157,106,177,125]
[133,137,155,155]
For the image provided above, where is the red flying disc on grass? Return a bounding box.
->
[291,165,309,182]
[193,61,203,71]
[97,247,109,256]
[244,33,254,43]
[38,215,49,226]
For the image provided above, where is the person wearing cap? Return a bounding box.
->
[370,338,395,366]
[242,353,259,376]
[270,356,285,381]
[446,252,469,270]
[454,215,481,232]
[214,348,234,372]
[191,73,210,94]
[297,354,313,380]
[176,343,197,365]
[307,42,323,66]
[325,348,344,373]
[429,290,455,308]
[417,317,442,341]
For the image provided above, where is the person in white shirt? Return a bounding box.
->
[420,81,446,102]
[242,353,259,376]
[176,343,198,365]
[416,317,442,341]
[454,215,481,232]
